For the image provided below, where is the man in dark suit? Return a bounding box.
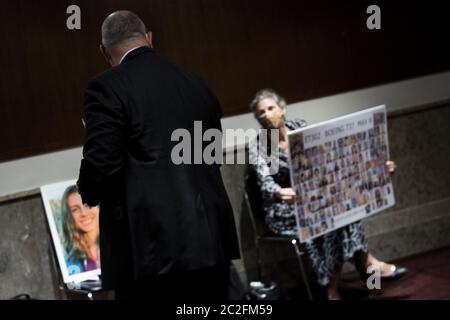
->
[77,10,240,300]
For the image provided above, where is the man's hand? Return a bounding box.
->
[275,187,297,204]
[385,160,397,173]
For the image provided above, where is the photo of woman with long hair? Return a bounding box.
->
[61,185,100,275]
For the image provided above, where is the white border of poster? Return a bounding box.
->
[287,105,395,243]
[41,179,101,284]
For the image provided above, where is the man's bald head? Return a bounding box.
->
[101,11,147,48]
[99,11,152,67]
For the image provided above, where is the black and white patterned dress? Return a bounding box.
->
[249,119,368,286]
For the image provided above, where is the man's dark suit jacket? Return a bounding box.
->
[77,47,240,289]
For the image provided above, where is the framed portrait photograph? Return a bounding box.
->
[41,180,101,284]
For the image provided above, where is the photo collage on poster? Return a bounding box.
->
[288,106,395,242]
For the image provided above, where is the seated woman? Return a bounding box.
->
[248,88,407,300]
[61,185,101,275]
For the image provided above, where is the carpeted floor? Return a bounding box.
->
[338,245,450,300]
[285,245,450,300]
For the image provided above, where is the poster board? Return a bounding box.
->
[41,180,101,284]
[287,105,395,242]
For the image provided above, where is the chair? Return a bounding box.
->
[243,168,313,300]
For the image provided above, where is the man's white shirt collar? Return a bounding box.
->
[119,47,140,64]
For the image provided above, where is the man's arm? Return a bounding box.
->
[77,77,126,207]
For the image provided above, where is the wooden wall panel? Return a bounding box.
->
[0,0,449,161]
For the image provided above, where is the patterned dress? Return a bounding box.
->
[249,119,368,286]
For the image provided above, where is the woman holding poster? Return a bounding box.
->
[248,89,407,300]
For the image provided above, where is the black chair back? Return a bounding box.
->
[244,167,271,238]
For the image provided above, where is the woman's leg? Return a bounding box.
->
[327,265,343,300]
[305,223,368,299]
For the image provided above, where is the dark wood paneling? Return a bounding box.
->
[1,0,449,161]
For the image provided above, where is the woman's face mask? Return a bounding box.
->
[255,97,286,129]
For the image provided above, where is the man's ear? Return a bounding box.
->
[99,44,113,65]
[145,31,153,48]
